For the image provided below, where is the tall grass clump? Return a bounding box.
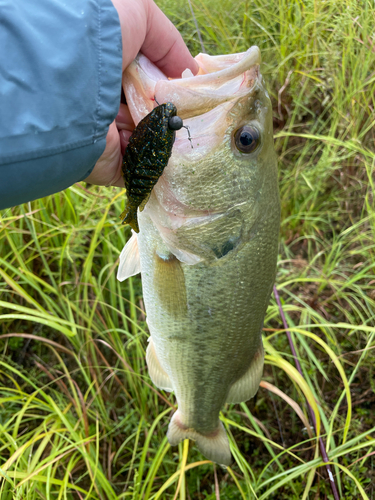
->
[1,0,375,498]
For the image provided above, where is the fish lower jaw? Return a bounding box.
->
[145,204,227,239]
[150,182,225,228]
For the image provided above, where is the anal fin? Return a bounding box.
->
[226,343,264,404]
[146,338,173,392]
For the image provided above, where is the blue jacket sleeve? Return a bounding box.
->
[0,0,122,210]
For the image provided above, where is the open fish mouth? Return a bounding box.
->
[122,45,269,241]
[123,46,262,125]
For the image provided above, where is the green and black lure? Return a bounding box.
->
[120,101,191,233]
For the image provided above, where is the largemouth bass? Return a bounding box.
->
[117,47,280,466]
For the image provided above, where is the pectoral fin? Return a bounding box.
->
[154,252,187,317]
[117,231,141,282]
[146,338,173,392]
[226,343,264,404]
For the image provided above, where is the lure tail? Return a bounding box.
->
[120,206,139,233]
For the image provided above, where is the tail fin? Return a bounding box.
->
[167,410,232,466]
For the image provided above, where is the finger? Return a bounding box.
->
[112,0,198,77]
[116,103,135,132]
[142,0,199,78]
[84,121,123,186]
[111,0,149,70]
[120,129,132,156]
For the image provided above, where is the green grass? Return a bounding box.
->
[1,0,375,498]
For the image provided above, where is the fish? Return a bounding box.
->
[117,46,280,466]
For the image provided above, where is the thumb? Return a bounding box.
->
[84,121,124,187]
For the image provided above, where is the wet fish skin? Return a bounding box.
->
[118,47,280,466]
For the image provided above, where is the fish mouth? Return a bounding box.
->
[123,47,266,231]
[123,46,262,125]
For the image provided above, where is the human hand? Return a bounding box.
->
[84,0,198,187]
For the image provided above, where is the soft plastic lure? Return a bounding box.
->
[120,102,189,233]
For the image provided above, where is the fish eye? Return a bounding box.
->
[168,115,183,131]
[234,126,260,154]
